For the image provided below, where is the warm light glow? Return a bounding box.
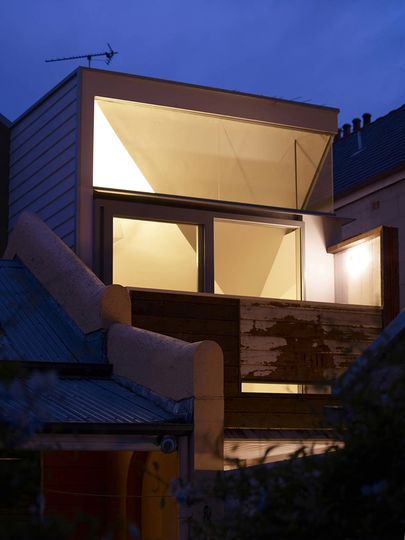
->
[345,243,371,278]
[93,101,153,192]
[334,235,381,306]
[224,438,340,469]
[241,382,331,394]
[242,382,301,393]
[93,96,332,210]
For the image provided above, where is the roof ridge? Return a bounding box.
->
[112,374,193,422]
[336,103,405,144]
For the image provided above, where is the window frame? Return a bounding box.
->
[94,192,304,298]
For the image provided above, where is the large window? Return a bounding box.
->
[106,205,302,300]
[93,97,332,212]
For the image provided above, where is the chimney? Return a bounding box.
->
[352,118,361,132]
[362,112,371,128]
[342,123,351,137]
[334,128,342,142]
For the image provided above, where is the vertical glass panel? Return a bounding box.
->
[302,146,334,212]
[113,218,198,291]
[94,98,332,210]
[214,219,301,299]
[334,236,381,306]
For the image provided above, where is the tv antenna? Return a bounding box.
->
[45,43,118,68]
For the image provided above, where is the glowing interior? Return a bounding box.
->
[224,437,339,469]
[112,216,301,297]
[214,220,301,299]
[113,218,198,291]
[93,97,332,211]
[241,382,331,394]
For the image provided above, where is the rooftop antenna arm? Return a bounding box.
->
[45,44,118,68]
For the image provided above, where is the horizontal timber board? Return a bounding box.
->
[225,395,337,413]
[240,336,374,356]
[241,297,383,312]
[131,314,238,335]
[241,307,382,328]
[224,412,330,430]
[240,349,359,363]
[131,290,239,307]
[131,301,239,321]
[240,319,381,341]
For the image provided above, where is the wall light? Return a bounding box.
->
[345,242,371,278]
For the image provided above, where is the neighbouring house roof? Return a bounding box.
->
[334,104,405,197]
[0,256,192,432]
[0,259,105,364]
[1,372,192,431]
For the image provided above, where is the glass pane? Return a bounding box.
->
[94,98,331,210]
[241,382,331,394]
[113,218,198,292]
[214,219,301,299]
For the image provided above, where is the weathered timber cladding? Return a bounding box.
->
[240,298,382,381]
[8,74,79,248]
[130,290,241,398]
[225,395,339,429]
[130,291,382,429]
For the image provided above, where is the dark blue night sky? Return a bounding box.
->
[1,0,404,126]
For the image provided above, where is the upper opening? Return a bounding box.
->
[93,96,333,212]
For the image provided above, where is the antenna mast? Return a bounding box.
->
[45,43,118,68]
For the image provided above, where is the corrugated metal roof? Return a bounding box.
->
[1,374,190,426]
[0,259,105,363]
[334,105,405,196]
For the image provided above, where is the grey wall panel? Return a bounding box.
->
[11,76,78,143]
[9,74,79,249]
[9,147,76,203]
[58,230,75,247]
[9,131,76,184]
[9,160,76,214]
[10,110,77,172]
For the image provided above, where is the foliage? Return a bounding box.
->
[183,336,405,540]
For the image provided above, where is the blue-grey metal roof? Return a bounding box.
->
[0,259,105,364]
[1,373,191,427]
[334,104,405,196]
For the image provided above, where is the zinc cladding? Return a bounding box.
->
[0,259,105,363]
[334,104,405,196]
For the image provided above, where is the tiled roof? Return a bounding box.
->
[333,105,405,196]
[1,373,192,428]
[0,259,105,363]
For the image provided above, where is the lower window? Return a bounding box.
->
[111,213,301,300]
[214,219,301,299]
[113,217,199,292]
